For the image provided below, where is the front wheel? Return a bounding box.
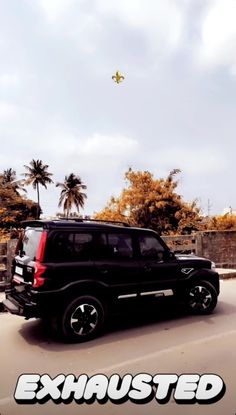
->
[59,295,105,342]
[186,280,218,315]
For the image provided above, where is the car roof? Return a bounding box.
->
[22,219,156,234]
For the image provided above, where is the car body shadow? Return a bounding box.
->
[17,298,235,352]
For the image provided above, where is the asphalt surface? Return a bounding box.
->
[1,279,236,415]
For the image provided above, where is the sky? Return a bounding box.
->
[0,0,236,217]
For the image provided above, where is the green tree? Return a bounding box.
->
[23,159,53,219]
[56,173,87,219]
[95,168,201,234]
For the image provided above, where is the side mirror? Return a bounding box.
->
[163,250,175,261]
[169,251,175,260]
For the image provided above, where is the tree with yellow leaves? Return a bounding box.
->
[206,213,236,230]
[0,173,38,228]
[94,168,202,234]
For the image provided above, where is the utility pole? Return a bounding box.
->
[207,199,212,216]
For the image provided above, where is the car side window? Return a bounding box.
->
[51,232,93,261]
[107,233,133,259]
[139,234,165,260]
[93,233,133,259]
[69,233,93,260]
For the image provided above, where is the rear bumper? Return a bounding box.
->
[3,289,38,318]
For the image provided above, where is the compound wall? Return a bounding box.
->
[195,230,236,268]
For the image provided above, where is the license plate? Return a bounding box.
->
[13,275,24,284]
[15,266,23,276]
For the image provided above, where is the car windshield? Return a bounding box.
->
[22,227,43,260]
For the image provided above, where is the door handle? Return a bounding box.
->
[144,264,152,272]
[98,266,108,274]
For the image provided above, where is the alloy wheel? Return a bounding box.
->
[70,303,98,336]
[189,285,213,312]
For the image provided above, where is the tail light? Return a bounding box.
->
[33,231,48,288]
[33,261,46,287]
[36,231,47,262]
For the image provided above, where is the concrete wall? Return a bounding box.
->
[0,240,17,283]
[6,239,17,281]
[196,230,236,268]
[0,243,7,283]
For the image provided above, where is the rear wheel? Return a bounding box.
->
[59,295,105,342]
[186,280,218,315]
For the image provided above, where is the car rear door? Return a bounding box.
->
[44,230,97,290]
[93,231,140,301]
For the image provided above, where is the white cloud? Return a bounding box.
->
[96,0,185,56]
[0,101,17,118]
[37,0,188,70]
[37,0,77,21]
[81,133,138,157]
[31,128,138,161]
[197,0,236,74]
[158,146,226,175]
[0,73,19,88]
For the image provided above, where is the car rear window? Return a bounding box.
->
[22,227,43,260]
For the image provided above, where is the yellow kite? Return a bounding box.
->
[112,71,125,84]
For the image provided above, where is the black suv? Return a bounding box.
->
[3,219,220,342]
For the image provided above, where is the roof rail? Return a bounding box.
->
[56,217,130,227]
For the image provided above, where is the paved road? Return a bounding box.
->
[1,279,236,415]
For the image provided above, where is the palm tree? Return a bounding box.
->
[23,159,53,219]
[56,173,87,218]
[2,168,26,194]
[3,168,16,183]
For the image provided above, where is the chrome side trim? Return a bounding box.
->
[118,293,137,299]
[140,289,173,297]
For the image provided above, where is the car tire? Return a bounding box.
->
[185,280,218,315]
[59,295,105,342]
